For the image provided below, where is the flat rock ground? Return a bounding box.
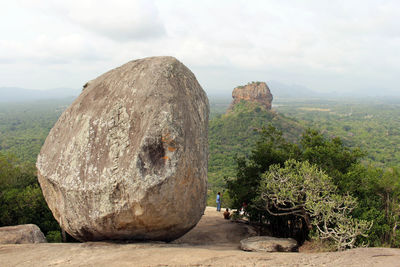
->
[1,207,400,266]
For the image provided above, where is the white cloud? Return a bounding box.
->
[0,34,108,64]
[21,0,166,41]
[1,0,400,95]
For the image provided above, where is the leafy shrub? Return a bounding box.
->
[259,160,372,250]
[46,231,62,243]
[0,153,60,238]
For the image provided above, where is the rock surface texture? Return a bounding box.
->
[36,56,209,242]
[240,236,298,252]
[229,82,273,110]
[0,224,47,244]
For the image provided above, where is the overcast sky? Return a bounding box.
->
[1,0,399,96]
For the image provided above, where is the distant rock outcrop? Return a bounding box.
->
[36,56,209,242]
[229,82,273,110]
[0,224,47,244]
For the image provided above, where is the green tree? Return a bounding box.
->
[259,160,372,250]
[227,126,364,221]
[208,101,304,205]
[344,165,400,246]
[0,152,60,241]
[227,126,370,245]
[300,129,365,189]
[226,125,299,221]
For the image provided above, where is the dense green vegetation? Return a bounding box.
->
[0,96,399,248]
[227,126,394,249]
[210,97,400,248]
[207,101,303,205]
[274,98,400,167]
[260,160,372,250]
[0,99,73,163]
[0,99,72,242]
[0,152,61,242]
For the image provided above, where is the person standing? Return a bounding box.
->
[216,192,221,212]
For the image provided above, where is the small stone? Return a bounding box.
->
[0,224,47,244]
[240,236,298,252]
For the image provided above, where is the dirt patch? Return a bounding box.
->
[172,207,256,247]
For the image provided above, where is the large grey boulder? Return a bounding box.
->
[240,236,298,252]
[0,224,47,244]
[36,56,209,242]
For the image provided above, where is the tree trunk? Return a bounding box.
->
[61,228,66,243]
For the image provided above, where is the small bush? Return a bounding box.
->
[46,230,62,243]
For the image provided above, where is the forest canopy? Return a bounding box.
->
[227,125,400,249]
[0,152,61,242]
[1,97,400,248]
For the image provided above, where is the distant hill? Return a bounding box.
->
[0,87,80,102]
[268,81,400,98]
[208,101,304,194]
[267,81,317,98]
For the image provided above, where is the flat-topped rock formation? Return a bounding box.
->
[229,82,273,110]
[36,56,209,242]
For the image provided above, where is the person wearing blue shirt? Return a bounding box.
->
[216,192,221,212]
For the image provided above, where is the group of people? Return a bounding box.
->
[216,192,248,220]
[216,192,231,220]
